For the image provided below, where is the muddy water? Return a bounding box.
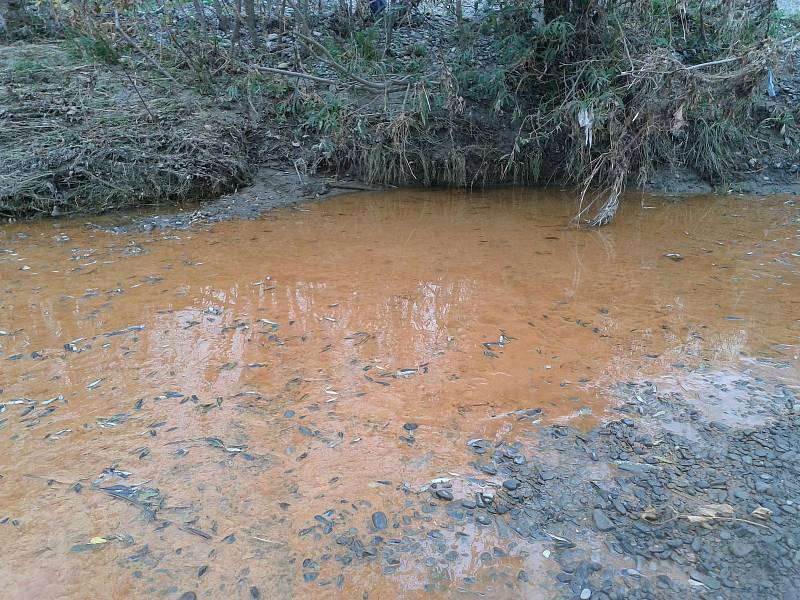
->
[0,189,798,599]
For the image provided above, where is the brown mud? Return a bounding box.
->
[0,189,799,599]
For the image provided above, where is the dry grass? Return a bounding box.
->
[0,43,250,218]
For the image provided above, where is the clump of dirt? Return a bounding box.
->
[0,42,251,218]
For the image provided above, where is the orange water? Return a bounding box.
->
[0,189,798,599]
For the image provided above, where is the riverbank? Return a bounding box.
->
[2,5,799,224]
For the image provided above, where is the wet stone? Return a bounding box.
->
[372,512,388,530]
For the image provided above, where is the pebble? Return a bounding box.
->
[731,541,755,558]
[435,489,454,501]
[689,570,720,590]
[503,478,520,491]
[372,512,388,530]
[592,509,614,532]
[403,422,418,431]
[580,589,592,600]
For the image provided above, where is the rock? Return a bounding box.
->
[580,589,592,600]
[689,570,720,590]
[517,570,529,582]
[178,594,197,600]
[755,481,770,493]
[435,489,453,501]
[372,511,388,530]
[503,478,520,491]
[731,541,754,558]
[403,422,418,431]
[592,509,614,532]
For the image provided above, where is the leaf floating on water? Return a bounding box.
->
[180,525,212,540]
[97,413,128,428]
[44,428,72,440]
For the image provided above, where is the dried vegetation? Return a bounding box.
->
[0,0,796,221]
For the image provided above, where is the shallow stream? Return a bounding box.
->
[1,189,798,599]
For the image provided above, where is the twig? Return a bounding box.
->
[253,65,335,86]
[293,30,409,90]
[778,31,800,46]
[122,70,156,121]
[253,536,284,545]
[114,11,179,85]
[683,56,742,70]
[679,514,772,529]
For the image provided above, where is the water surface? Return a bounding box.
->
[1,189,798,598]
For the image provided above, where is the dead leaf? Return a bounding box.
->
[751,506,773,520]
[698,503,734,518]
[641,507,660,522]
[671,104,686,135]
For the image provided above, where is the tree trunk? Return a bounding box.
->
[245,0,258,47]
[212,0,230,31]
[232,0,242,53]
[193,0,210,41]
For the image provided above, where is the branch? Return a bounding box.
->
[113,11,179,85]
[683,56,742,71]
[294,31,408,90]
[253,65,335,86]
